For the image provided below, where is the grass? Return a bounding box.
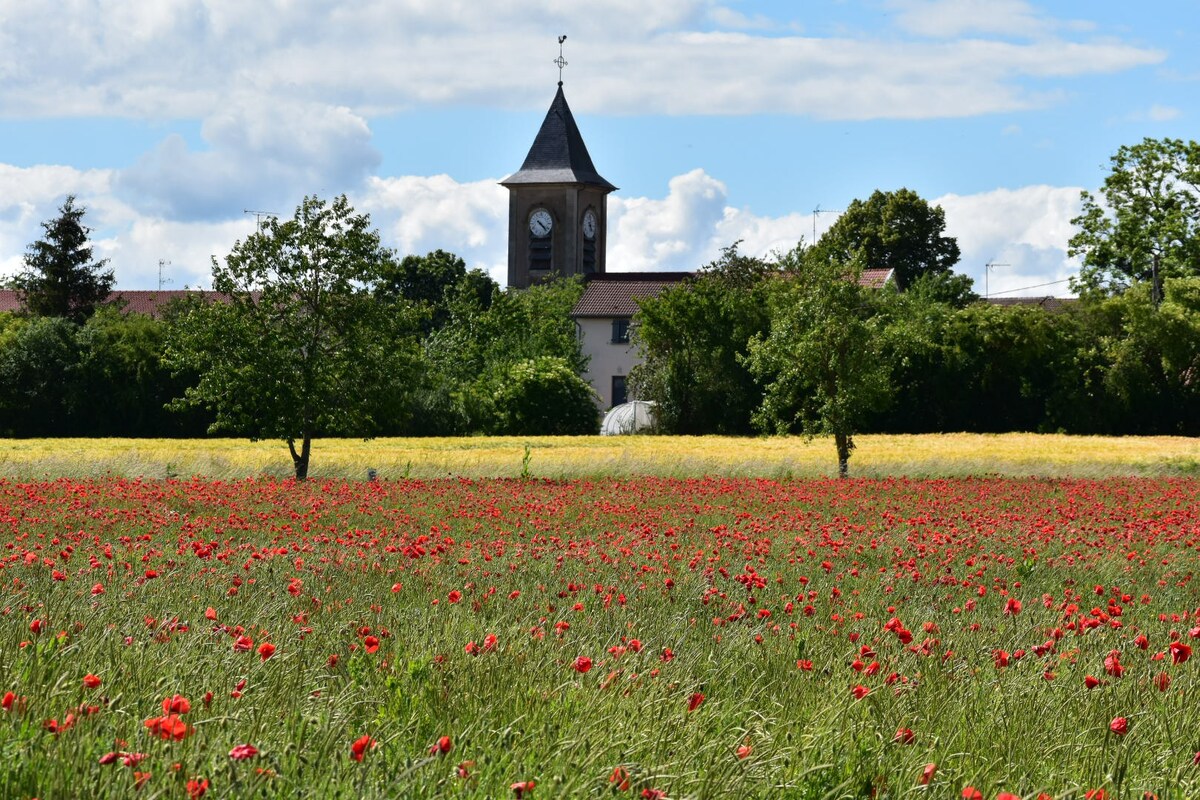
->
[1,475,1198,799]
[0,432,1197,480]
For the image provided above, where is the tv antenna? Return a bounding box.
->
[812,205,842,245]
[243,209,278,230]
[157,259,172,291]
[554,35,568,85]
[985,261,1010,298]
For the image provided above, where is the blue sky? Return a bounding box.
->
[0,1,1195,296]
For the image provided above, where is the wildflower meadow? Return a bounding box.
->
[2,475,1199,798]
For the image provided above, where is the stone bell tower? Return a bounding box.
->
[501,40,616,289]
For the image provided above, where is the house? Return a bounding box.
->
[0,289,230,319]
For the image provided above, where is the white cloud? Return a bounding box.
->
[887,0,1051,38]
[117,100,379,220]
[358,174,509,284]
[934,185,1083,296]
[0,2,1163,122]
[0,161,1096,300]
[1149,104,1181,121]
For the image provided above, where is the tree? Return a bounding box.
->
[416,276,586,434]
[376,249,475,332]
[745,246,891,477]
[812,188,960,290]
[164,195,421,479]
[1069,138,1200,301]
[0,316,82,435]
[631,243,773,434]
[15,195,115,323]
[491,357,599,435]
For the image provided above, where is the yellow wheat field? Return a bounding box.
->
[0,433,1196,480]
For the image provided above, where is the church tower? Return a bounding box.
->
[501,49,616,289]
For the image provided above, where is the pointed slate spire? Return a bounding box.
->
[501,85,617,191]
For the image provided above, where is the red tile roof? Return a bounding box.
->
[571,273,692,318]
[859,268,894,289]
[0,289,232,319]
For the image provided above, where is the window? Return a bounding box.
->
[611,318,630,344]
[611,375,627,407]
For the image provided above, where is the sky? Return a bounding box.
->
[0,1,1195,297]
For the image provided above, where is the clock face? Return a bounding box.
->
[529,209,553,237]
[582,209,597,240]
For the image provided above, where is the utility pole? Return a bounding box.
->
[985,262,1010,298]
[158,259,172,291]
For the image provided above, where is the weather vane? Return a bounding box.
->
[554,35,568,85]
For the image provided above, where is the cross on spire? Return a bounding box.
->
[554,35,568,85]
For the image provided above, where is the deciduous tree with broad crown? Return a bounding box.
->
[164,194,421,479]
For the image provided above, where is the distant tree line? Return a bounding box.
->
[0,196,595,460]
[0,137,1196,477]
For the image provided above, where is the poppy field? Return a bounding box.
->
[2,475,1199,799]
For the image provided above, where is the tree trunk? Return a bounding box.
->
[834,431,852,479]
[287,436,311,481]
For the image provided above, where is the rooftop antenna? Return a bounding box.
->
[985,261,1010,298]
[812,205,842,245]
[157,259,172,291]
[243,209,278,230]
[554,35,568,85]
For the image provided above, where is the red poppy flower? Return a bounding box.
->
[448,590,462,604]
[91,583,105,595]
[350,734,376,761]
[641,790,666,800]
[919,763,937,785]
[1109,716,1128,736]
[257,643,276,660]
[1003,598,1022,615]
[83,674,102,689]
[893,728,914,744]
[1154,672,1171,692]
[186,778,209,799]
[511,780,536,798]
[736,743,752,759]
[483,633,498,652]
[573,656,593,673]
[233,636,253,652]
[961,788,983,800]
[1169,641,1191,664]
[364,636,381,653]
[996,794,1022,800]
[1084,675,1102,689]
[144,714,191,741]
[609,766,631,791]
[851,685,870,700]
[162,695,191,714]
[1103,650,1124,678]
[229,744,259,760]
[796,659,813,671]
[687,692,705,712]
[428,735,452,756]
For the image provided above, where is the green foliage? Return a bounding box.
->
[376,249,488,333]
[1069,137,1200,298]
[13,195,115,323]
[1095,277,1200,434]
[811,188,960,290]
[490,357,599,436]
[631,243,772,434]
[0,316,80,436]
[164,195,422,478]
[746,246,892,476]
[415,276,587,435]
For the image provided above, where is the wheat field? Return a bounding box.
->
[0,433,1196,480]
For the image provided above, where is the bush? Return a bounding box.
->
[491,357,599,435]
